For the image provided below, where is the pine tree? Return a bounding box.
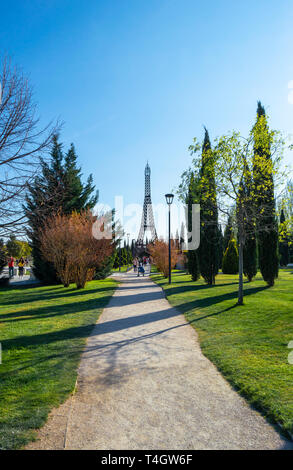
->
[24,135,98,283]
[279,209,289,266]
[63,144,98,214]
[25,136,65,283]
[186,174,200,281]
[199,128,220,284]
[222,239,239,274]
[253,102,279,286]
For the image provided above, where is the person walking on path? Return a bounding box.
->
[18,257,25,278]
[137,261,145,277]
[133,257,138,272]
[8,256,15,278]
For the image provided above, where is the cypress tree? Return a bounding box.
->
[279,209,289,266]
[186,174,200,281]
[222,239,239,274]
[199,128,220,285]
[253,102,278,286]
[25,135,98,283]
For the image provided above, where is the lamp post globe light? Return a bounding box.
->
[165,193,174,284]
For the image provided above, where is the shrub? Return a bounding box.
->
[147,239,178,278]
[222,238,239,274]
[40,211,113,288]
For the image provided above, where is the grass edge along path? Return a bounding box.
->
[151,269,293,439]
[0,278,117,450]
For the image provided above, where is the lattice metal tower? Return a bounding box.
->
[137,163,157,244]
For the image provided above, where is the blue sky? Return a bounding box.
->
[2,0,293,237]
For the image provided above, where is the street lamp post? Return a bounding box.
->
[165,193,174,284]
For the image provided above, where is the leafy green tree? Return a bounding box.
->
[253,102,279,286]
[222,239,239,274]
[6,235,22,258]
[25,135,98,283]
[212,124,284,303]
[197,128,220,285]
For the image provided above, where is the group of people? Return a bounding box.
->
[8,256,28,279]
[133,256,151,277]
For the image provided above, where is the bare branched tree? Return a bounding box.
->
[0,56,60,237]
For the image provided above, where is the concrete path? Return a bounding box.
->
[27,271,293,450]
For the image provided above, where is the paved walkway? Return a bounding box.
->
[27,271,293,450]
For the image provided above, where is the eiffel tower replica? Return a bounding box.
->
[137,163,157,250]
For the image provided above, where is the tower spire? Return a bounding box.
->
[137,163,157,244]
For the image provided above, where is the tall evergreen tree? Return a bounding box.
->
[253,102,279,286]
[186,174,200,281]
[222,239,239,274]
[279,209,289,266]
[241,166,258,282]
[25,135,98,283]
[63,144,98,213]
[199,128,220,285]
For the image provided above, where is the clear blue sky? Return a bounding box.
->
[2,0,293,236]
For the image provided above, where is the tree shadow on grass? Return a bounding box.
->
[0,292,114,323]
[168,285,268,314]
[1,298,239,380]
[0,285,116,307]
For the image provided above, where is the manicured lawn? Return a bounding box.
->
[0,279,117,449]
[112,265,130,273]
[152,269,293,437]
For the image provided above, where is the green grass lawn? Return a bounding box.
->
[112,265,130,273]
[0,278,117,450]
[152,269,293,438]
